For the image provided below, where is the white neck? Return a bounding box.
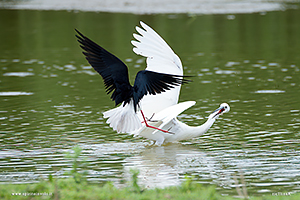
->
[175,117,216,141]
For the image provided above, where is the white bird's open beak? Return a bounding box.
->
[212,107,225,118]
[210,103,230,119]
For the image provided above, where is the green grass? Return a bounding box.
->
[0,177,217,200]
[1,176,300,200]
[1,146,299,200]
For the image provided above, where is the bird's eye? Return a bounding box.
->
[225,106,228,109]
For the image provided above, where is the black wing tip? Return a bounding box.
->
[74,28,83,37]
[181,76,193,84]
[174,74,193,84]
[75,29,85,44]
[165,73,193,85]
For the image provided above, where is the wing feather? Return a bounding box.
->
[75,29,133,106]
[132,70,190,111]
[131,21,186,118]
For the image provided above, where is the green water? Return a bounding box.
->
[0,9,300,196]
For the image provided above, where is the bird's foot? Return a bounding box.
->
[146,113,158,122]
[166,127,175,135]
[140,110,172,134]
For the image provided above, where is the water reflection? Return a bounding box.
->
[122,141,300,195]
[123,143,211,188]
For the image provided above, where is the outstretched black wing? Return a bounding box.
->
[75,29,133,106]
[76,29,191,112]
[132,70,191,111]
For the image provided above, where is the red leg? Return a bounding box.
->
[140,110,170,133]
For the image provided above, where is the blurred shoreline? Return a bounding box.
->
[1,0,293,14]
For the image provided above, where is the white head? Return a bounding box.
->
[209,103,230,119]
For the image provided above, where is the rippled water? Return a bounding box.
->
[0,9,300,196]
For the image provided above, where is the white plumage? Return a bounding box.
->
[132,102,230,145]
[103,101,141,133]
[132,21,184,116]
[103,21,230,145]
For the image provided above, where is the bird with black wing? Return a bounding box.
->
[75,23,190,134]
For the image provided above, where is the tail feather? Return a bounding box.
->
[103,102,142,133]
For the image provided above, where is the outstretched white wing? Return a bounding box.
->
[131,21,184,118]
[150,101,196,135]
[133,101,196,144]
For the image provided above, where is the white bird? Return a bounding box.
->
[132,101,230,145]
[77,21,230,145]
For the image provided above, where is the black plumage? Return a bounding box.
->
[75,29,190,112]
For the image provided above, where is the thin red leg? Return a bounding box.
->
[140,110,169,133]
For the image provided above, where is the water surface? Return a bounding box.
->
[0,9,300,196]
